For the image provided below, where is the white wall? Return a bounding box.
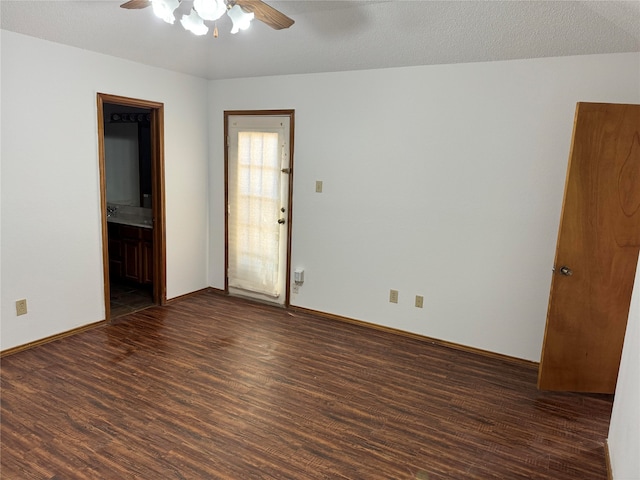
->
[608,254,640,479]
[1,31,210,350]
[209,53,640,361]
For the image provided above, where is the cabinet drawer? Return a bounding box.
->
[120,225,142,240]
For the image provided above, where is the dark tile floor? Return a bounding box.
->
[109,281,155,319]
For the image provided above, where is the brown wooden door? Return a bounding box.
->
[538,103,640,393]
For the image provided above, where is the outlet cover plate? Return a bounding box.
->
[16,299,27,316]
[389,289,399,304]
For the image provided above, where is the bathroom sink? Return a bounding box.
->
[106,205,152,229]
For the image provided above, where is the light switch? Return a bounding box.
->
[315,180,323,193]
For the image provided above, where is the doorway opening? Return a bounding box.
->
[97,93,167,320]
[224,110,295,307]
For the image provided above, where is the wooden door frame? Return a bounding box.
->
[97,93,167,319]
[224,109,295,306]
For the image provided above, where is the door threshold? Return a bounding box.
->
[228,287,285,308]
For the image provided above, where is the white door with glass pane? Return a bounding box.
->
[227,115,291,305]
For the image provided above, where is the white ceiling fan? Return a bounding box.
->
[120,0,294,36]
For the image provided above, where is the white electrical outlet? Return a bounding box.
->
[315,180,323,193]
[16,299,28,316]
[389,289,399,304]
[415,295,424,308]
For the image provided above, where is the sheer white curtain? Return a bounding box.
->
[228,131,282,296]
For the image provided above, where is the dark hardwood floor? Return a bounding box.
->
[1,291,613,479]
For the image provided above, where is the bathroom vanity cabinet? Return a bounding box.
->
[108,223,153,285]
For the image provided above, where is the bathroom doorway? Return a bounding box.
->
[97,93,167,320]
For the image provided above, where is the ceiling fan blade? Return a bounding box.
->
[120,0,151,9]
[234,0,294,30]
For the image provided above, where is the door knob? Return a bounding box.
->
[559,266,573,276]
[277,218,286,224]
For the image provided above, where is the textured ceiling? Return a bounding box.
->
[2,0,639,80]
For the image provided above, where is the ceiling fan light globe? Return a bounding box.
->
[227,5,254,34]
[193,0,227,21]
[151,0,179,24]
[181,9,209,35]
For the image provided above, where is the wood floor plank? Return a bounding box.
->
[1,291,613,479]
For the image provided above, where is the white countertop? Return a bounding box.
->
[107,204,153,229]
